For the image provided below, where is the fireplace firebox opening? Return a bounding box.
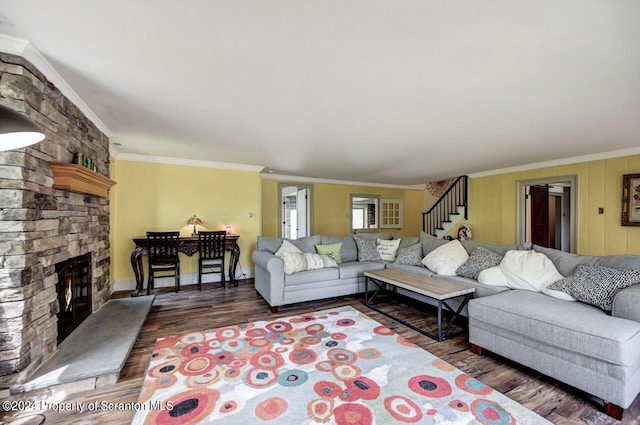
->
[55,253,92,344]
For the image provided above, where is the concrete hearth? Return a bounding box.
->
[11,296,154,395]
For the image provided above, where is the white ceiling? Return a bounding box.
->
[1,1,639,185]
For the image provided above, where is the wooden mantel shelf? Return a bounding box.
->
[50,162,117,197]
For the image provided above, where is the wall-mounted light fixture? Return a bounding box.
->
[0,104,45,151]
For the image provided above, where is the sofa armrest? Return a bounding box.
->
[612,283,640,323]
[251,250,285,308]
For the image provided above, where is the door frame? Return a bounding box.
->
[516,175,578,253]
[278,183,314,239]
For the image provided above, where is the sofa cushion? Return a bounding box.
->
[532,245,596,277]
[548,264,640,311]
[289,235,323,253]
[322,236,358,263]
[613,284,640,322]
[377,238,401,261]
[419,231,449,257]
[338,261,385,279]
[355,238,382,262]
[422,240,469,276]
[500,250,564,292]
[398,236,419,249]
[385,263,434,276]
[281,252,337,275]
[284,267,340,287]
[439,274,509,298]
[469,290,640,366]
[353,230,392,240]
[456,247,503,279]
[257,236,284,254]
[394,243,423,266]
[275,239,302,257]
[595,254,640,270]
[257,236,322,254]
[461,240,518,256]
[315,243,342,263]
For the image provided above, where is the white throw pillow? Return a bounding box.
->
[500,250,564,292]
[377,238,401,261]
[421,240,469,276]
[477,266,509,287]
[275,239,303,257]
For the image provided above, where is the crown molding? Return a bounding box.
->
[108,142,121,158]
[468,147,640,179]
[260,172,424,190]
[115,153,264,172]
[0,33,112,138]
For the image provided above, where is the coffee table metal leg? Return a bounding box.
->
[437,300,444,342]
[363,275,474,343]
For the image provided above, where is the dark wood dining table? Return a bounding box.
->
[130,234,240,296]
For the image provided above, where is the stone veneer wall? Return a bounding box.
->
[0,53,112,388]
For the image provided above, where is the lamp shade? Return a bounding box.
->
[0,104,45,151]
[187,215,202,226]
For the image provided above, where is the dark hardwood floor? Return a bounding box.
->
[2,279,639,425]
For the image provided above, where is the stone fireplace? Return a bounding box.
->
[0,52,113,390]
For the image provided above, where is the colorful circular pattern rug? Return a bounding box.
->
[132,306,550,424]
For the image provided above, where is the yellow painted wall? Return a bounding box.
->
[110,160,261,282]
[466,154,640,255]
[261,179,424,238]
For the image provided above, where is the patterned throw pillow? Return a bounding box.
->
[280,252,338,275]
[394,243,423,266]
[355,238,382,262]
[456,247,503,279]
[547,264,640,311]
[315,243,343,263]
[275,239,303,257]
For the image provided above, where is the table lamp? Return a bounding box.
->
[187,215,202,236]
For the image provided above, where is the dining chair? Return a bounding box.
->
[198,230,227,289]
[146,231,181,294]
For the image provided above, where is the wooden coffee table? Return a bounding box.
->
[364,268,475,342]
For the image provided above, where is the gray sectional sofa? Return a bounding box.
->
[252,234,386,313]
[251,233,640,419]
[468,244,640,420]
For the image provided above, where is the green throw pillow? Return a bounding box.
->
[315,243,343,263]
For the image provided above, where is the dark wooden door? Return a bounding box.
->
[530,186,550,247]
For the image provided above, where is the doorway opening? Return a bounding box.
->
[279,183,313,239]
[516,175,577,253]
